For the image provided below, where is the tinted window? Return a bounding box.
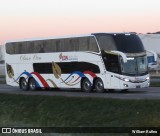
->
[104,53,121,74]
[33,62,100,74]
[113,34,144,53]
[94,34,145,53]
[44,39,56,52]
[6,36,99,54]
[6,43,14,54]
[96,35,117,51]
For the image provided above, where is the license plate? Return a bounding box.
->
[136,85,141,88]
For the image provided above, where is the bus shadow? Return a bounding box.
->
[39,88,148,94]
[106,90,147,94]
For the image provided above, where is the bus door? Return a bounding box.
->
[104,53,120,89]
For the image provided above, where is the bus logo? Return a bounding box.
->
[59,53,78,61]
[59,53,68,61]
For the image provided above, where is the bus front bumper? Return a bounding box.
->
[120,80,150,89]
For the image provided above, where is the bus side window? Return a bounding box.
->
[33,40,44,53]
[96,35,117,51]
[21,42,28,54]
[89,37,99,52]
[63,38,77,52]
[74,38,79,51]
[44,39,56,53]
[60,39,65,52]
[6,43,14,54]
[56,40,61,52]
[79,37,89,51]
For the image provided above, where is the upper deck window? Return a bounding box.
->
[95,35,117,51]
[6,36,99,54]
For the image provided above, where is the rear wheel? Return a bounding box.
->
[81,78,92,93]
[20,78,28,91]
[29,78,37,91]
[95,78,105,93]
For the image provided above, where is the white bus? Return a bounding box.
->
[5,33,150,92]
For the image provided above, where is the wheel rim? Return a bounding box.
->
[97,81,103,90]
[21,79,27,90]
[29,79,36,90]
[84,81,90,91]
[30,81,36,90]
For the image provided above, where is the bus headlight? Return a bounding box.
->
[146,77,150,80]
[124,78,130,82]
[115,76,130,82]
[119,77,130,82]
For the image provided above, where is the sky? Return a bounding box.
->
[0,0,160,45]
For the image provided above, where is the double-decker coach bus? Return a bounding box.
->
[5,33,150,92]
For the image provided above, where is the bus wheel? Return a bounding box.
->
[29,78,37,91]
[81,78,92,93]
[20,78,28,91]
[95,78,104,93]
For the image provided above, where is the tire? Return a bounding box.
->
[28,78,37,91]
[20,78,28,91]
[81,78,92,93]
[95,78,105,93]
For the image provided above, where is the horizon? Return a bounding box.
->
[1,0,160,45]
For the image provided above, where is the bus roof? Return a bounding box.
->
[5,32,137,44]
[92,32,137,35]
[5,34,93,44]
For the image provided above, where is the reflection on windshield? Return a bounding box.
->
[121,56,147,75]
[137,56,148,73]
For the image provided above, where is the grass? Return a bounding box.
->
[150,82,160,87]
[1,92,160,136]
[0,93,160,128]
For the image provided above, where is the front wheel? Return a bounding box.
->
[20,78,28,91]
[81,78,92,93]
[28,78,37,91]
[95,78,105,93]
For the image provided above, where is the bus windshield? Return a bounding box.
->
[120,56,148,75]
[95,33,145,53]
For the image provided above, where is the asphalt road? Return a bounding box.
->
[0,84,160,100]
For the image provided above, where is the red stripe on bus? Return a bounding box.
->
[83,71,97,78]
[31,72,49,88]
